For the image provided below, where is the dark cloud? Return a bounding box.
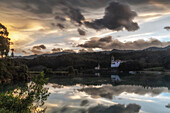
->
[29,44,46,54]
[0,0,85,25]
[120,0,170,5]
[78,36,170,50]
[80,100,89,106]
[79,85,168,100]
[22,50,30,55]
[99,36,112,42]
[29,49,43,55]
[164,26,170,30]
[63,6,85,25]
[86,104,141,113]
[77,28,86,36]
[53,0,85,26]
[55,16,66,21]
[57,24,65,29]
[51,48,75,53]
[33,44,46,50]
[78,49,94,53]
[84,2,139,31]
[51,48,63,53]
[2,0,169,31]
[79,49,88,53]
[78,36,112,49]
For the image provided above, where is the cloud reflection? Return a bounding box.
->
[79,85,169,99]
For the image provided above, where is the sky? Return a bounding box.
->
[0,0,170,56]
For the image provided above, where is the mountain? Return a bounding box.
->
[15,45,170,59]
[145,45,170,51]
[14,52,70,59]
[111,49,136,53]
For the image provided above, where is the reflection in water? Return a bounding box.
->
[2,75,170,113]
[58,103,141,113]
[86,104,141,113]
[111,75,121,83]
[44,80,170,113]
[79,85,169,99]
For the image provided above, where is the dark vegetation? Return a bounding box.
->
[0,23,50,112]
[15,49,170,74]
[0,72,50,113]
[0,59,29,82]
[0,23,30,83]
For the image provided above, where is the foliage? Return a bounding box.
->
[119,61,142,72]
[0,23,10,58]
[68,66,75,74]
[0,71,50,113]
[43,68,53,76]
[0,59,29,82]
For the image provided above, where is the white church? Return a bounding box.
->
[94,56,122,70]
[111,56,122,68]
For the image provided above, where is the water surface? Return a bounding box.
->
[42,75,170,113]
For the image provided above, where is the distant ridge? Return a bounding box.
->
[14,52,70,59]
[144,45,170,51]
[111,49,135,53]
[15,45,170,59]
[110,45,170,53]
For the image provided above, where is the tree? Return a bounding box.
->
[0,71,50,113]
[0,23,10,58]
[119,61,142,72]
[68,66,75,74]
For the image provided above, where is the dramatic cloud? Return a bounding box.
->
[1,0,170,56]
[78,36,170,50]
[77,28,86,36]
[30,44,46,54]
[84,2,139,31]
[64,6,85,25]
[53,0,85,26]
[32,44,46,50]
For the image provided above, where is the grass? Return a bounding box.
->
[144,67,164,71]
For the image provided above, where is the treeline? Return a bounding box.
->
[16,49,170,72]
[0,59,29,83]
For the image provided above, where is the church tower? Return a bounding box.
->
[111,56,121,68]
